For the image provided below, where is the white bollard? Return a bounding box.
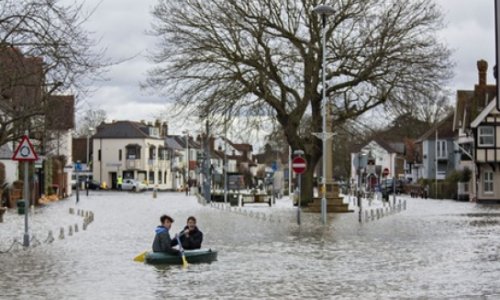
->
[74,224,78,233]
[59,227,65,239]
[68,226,73,236]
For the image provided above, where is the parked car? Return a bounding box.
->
[121,179,147,191]
[86,179,101,190]
[380,179,404,195]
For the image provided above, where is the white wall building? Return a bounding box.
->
[93,121,171,190]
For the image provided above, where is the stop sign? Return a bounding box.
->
[292,156,307,174]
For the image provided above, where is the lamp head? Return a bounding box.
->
[312,5,335,16]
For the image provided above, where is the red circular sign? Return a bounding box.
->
[292,156,307,174]
[382,168,390,176]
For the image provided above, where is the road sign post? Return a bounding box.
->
[12,133,38,247]
[292,152,306,225]
[75,162,81,203]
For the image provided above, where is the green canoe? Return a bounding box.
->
[145,248,218,265]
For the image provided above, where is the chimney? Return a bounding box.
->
[477,59,488,86]
[162,122,168,137]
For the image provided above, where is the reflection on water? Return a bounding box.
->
[1,192,499,299]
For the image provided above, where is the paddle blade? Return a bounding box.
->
[133,251,147,262]
[181,255,188,268]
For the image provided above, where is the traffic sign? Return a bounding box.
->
[12,135,38,161]
[382,168,390,176]
[292,156,307,174]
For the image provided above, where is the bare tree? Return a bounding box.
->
[74,107,107,137]
[0,0,105,147]
[385,88,454,125]
[146,0,452,202]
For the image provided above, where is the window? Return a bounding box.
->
[149,146,156,159]
[126,145,141,159]
[119,149,122,161]
[98,149,101,161]
[159,147,165,160]
[436,140,447,159]
[478,126,494,147]
[484,171,494,194]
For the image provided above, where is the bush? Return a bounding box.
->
[429,181,456,200]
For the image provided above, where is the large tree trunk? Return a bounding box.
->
[299,165,316,206]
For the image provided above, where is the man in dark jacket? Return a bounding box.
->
[172,216,203,250]
[152,215,180,254]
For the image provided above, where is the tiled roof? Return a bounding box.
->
[166,135,200,149]
[453,60,497,132]
[93,121,161,139]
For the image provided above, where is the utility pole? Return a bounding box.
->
[224,112,228,204]
[203,120,211,202]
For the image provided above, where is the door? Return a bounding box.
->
[110,172,117,189]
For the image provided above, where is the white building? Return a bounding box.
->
[351,139,405,190]
[92,121,171,190]
[0,143,18,185]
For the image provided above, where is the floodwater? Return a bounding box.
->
[1,191,499,299]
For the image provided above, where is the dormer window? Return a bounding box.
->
[149,127,160,137]
[478,126,494,147]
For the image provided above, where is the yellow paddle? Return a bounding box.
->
[133,250,148,262]
[176,235,189,268]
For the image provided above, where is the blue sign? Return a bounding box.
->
[272,161,278,172]
[75,162,82,171]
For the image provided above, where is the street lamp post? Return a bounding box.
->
[313,4,335,224]
[183,130,189,195]
[203,120,211,202]
[86,127,94,196]
[224,118,228,204]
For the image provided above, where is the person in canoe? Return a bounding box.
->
[171,216,203,250]
[152,214,180,254]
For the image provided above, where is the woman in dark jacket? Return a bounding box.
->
[171,216,203,250]
[152,215,180,254]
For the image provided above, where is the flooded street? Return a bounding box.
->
[1,191,499,299]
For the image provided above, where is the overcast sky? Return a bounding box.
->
[75,0,497,138]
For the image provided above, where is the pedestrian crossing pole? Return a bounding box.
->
[23,155,29,247]
[12,131,39,247]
